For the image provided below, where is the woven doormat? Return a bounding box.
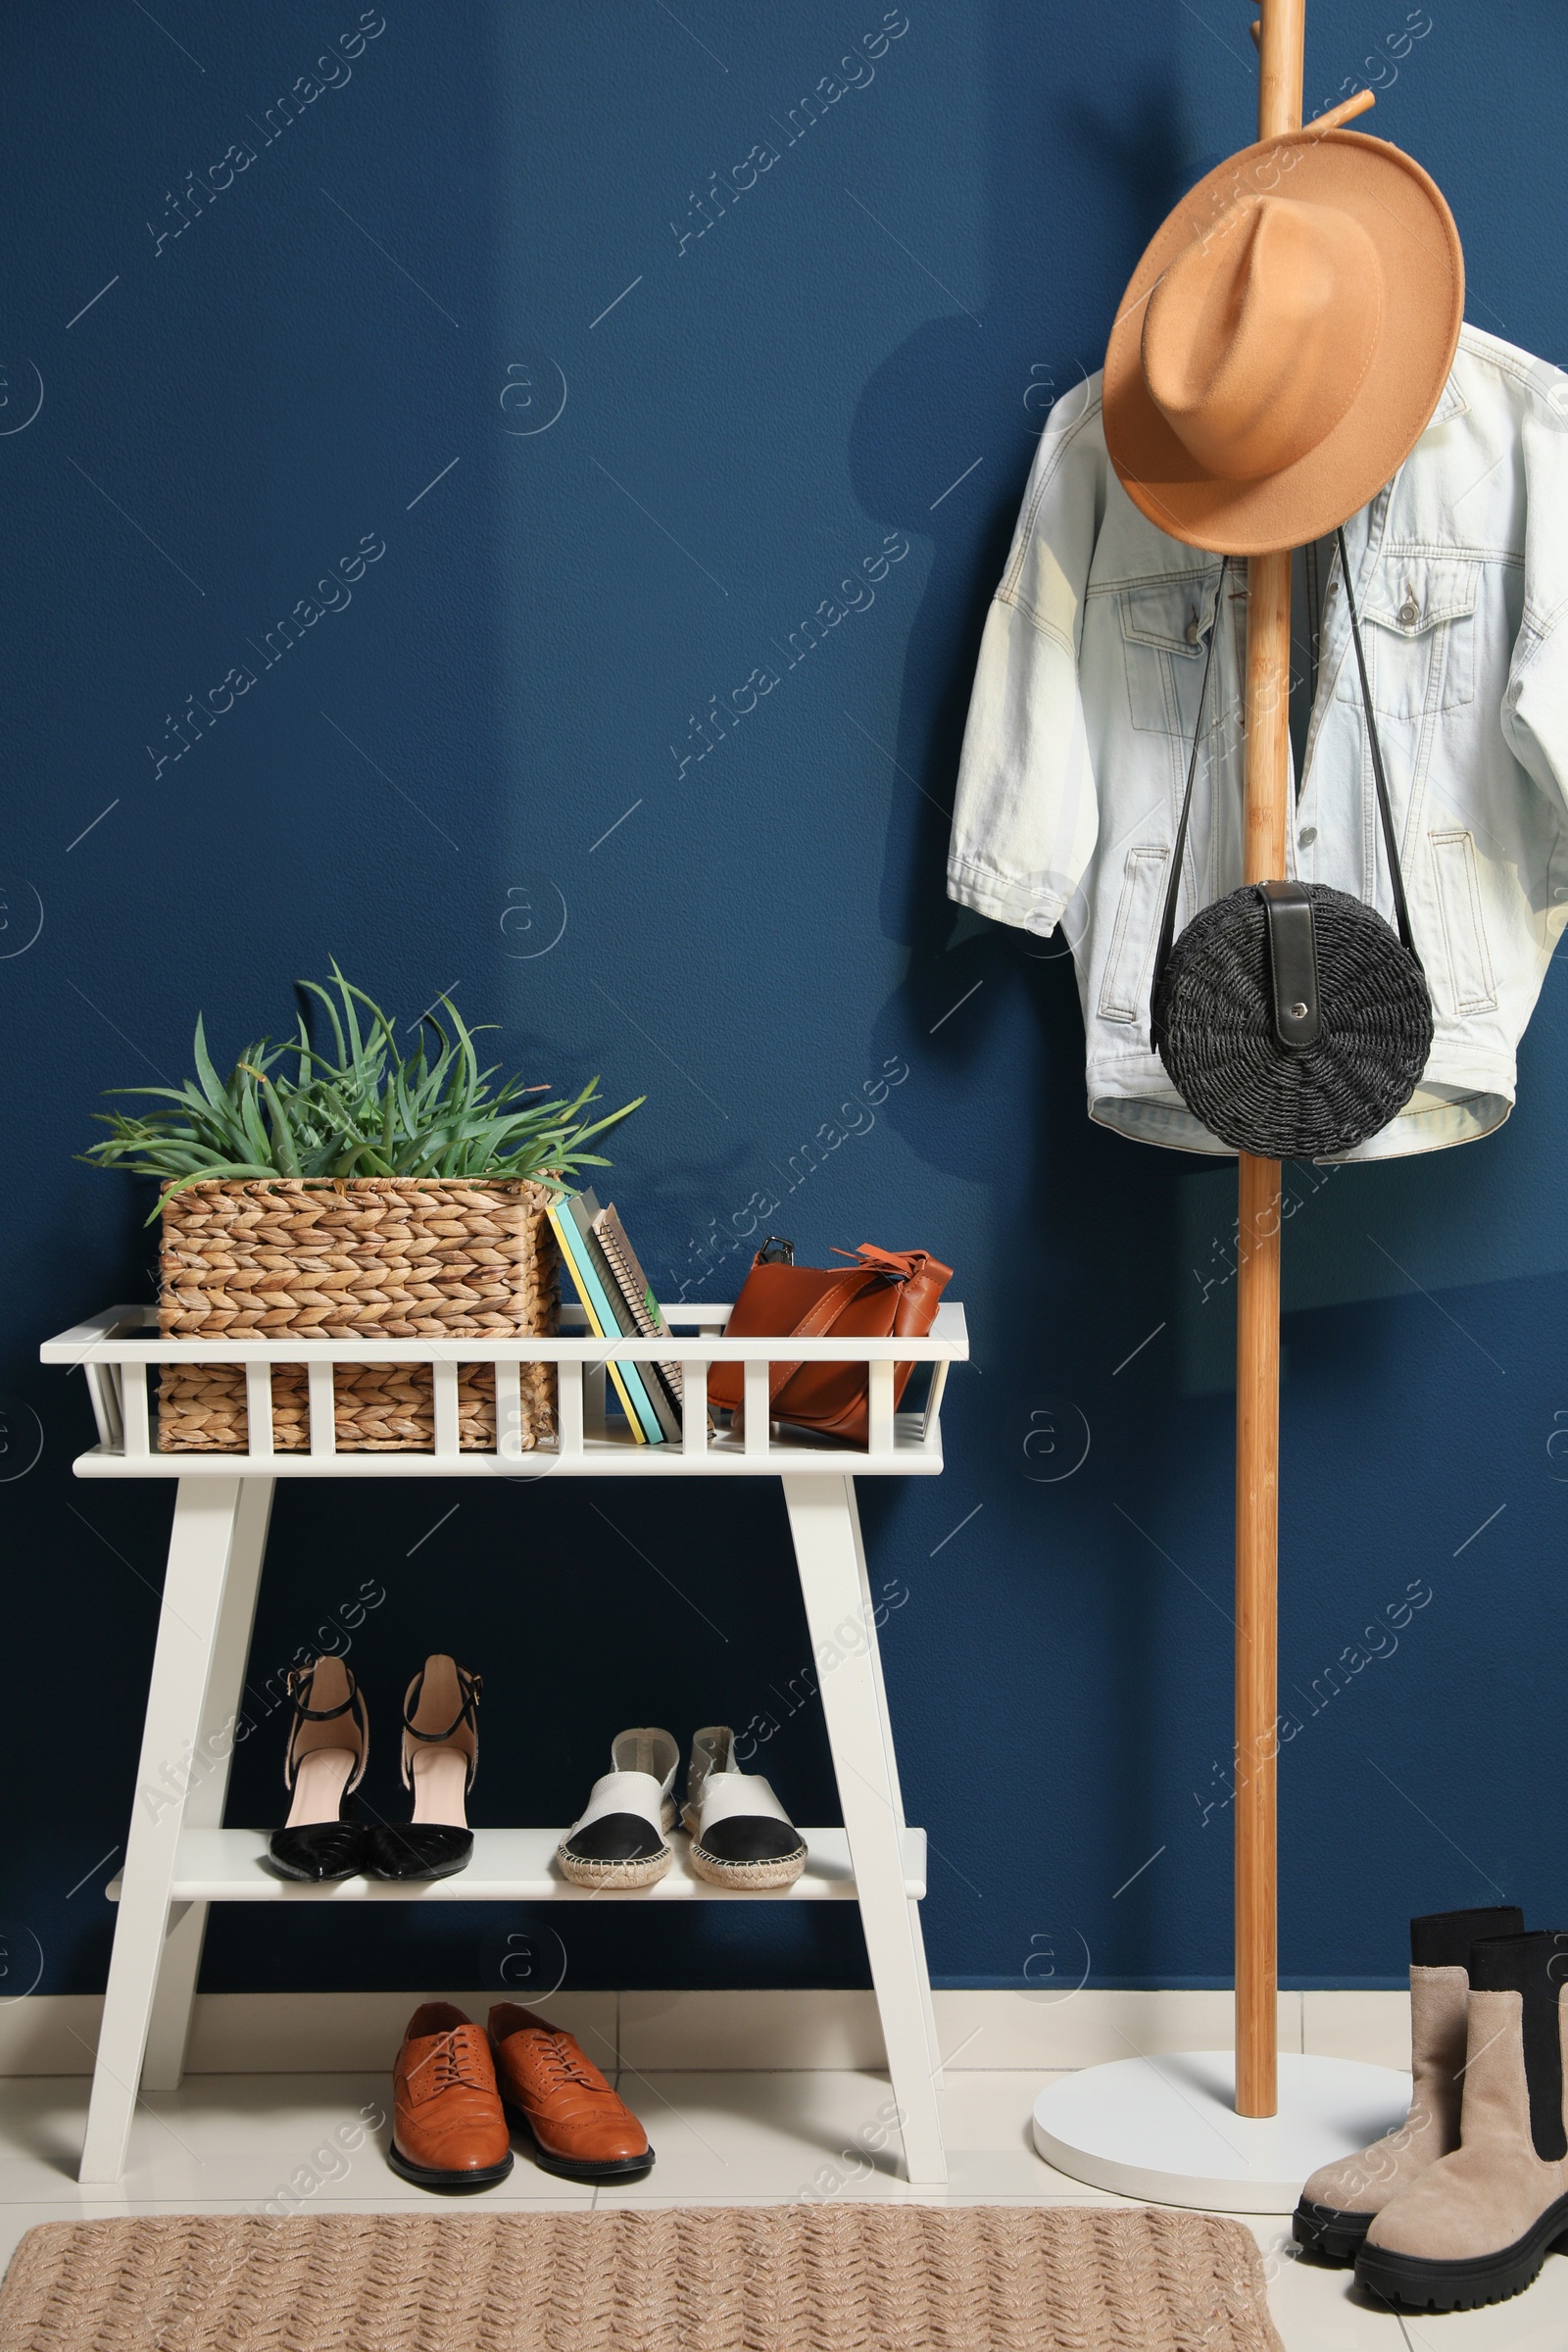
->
[0,2206,1282,2352]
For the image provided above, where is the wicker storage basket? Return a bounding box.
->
[155,1178,559,1453]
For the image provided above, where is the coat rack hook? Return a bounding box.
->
[1302,89,1376,134]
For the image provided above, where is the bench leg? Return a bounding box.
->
[142,1478,273,2091]
[79,1477,249,2184]
[843,1476,944,2095]
[783,1474,947,2186]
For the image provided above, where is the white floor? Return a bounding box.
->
[1,2066,1565,2349]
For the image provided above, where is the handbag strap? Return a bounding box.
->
[1151,556,1229,1012]
[1150,533,1420,1023]
[1336,524,1420,965]
[760,1262,903,1403]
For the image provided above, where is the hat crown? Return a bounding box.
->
[1141,193,1385,483]
[1102,128,1464,554]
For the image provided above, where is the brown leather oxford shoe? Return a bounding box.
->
[389,2002,514,2192]
[489,2002,654,2180]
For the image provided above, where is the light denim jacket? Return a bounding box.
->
[948,325,1568,1157]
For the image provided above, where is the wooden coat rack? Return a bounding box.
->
[1233,0,1306,2123]
[1033,0,1414,2205]
[1234,0,1374,2121]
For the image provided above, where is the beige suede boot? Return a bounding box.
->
[1357,1930,1568,2312]
[1294,1904,1522,2263]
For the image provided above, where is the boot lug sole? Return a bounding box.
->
[1356,2188,1568,2312]
[1292,2200,1375,2265]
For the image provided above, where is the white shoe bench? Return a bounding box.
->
[42,1298,969,2187]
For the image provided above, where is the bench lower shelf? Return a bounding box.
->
[108,1826,927,1904]
[66,1462,950,2185]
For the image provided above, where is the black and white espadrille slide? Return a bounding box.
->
[683,1726,808,1889]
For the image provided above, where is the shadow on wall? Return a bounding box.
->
[843,33,1230,1152]
[835,34,1248,1983]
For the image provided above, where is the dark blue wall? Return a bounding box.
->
[3,2,1565,2002]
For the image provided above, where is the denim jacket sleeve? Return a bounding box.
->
[1502,392,1568,816]
[947,376,1107,937]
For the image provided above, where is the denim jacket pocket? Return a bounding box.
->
[1336,555,1479,721]
[1120,573,1221,736]
[1428,828,1499,1014]
[1098,844,1170,1023]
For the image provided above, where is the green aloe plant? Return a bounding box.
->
[82,964,643,1218]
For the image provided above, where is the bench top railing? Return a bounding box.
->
[42,1301,968,1480]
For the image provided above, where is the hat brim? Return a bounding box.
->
[1102,129,1463,555]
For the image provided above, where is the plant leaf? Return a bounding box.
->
[86,971,646,1203]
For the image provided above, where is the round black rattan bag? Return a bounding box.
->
[1152,881,1433,1158]
[1150,534,1433,1160]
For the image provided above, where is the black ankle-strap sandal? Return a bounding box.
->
[283,1661,369,1791]
[365,1654,482,1885]
[399,1662,482,1791]
[266,1657,371,1885]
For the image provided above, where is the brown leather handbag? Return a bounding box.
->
[708,1242,954,1446]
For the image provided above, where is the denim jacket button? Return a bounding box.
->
[1397,595,1420,628]
[1298,825,1318,849]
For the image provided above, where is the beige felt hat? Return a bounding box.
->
[1102,128,1463,555]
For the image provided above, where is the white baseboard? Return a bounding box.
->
[0,1987,1410,2077]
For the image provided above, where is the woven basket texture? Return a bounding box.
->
[0,2205,1285,2352]
[1153,883,1433,1158]
[155,1179,558,1453]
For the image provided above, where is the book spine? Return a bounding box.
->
[565,1200,678,1443]
[597,1224,685,1407]
[545,1203,654,1445]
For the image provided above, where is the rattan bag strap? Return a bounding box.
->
[1336,523,1421,966]
[1150,536,1422,1024]
[1151,557,1229,1013]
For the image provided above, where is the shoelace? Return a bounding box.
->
[420,2029,491,2095]
[534,2032,607,2096]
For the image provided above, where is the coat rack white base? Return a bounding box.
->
[1032,2049,1409,2213]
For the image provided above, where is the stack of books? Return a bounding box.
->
[545,1189,686,1444]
